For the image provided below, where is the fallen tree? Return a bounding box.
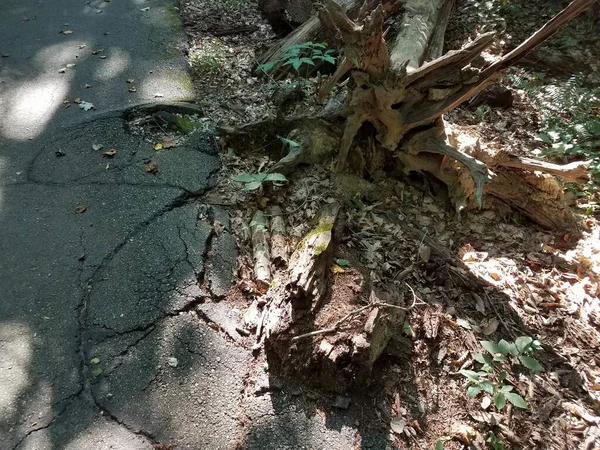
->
[232,0,598,391]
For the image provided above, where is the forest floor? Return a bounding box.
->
[175,0,600,448]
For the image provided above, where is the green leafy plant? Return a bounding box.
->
[460,336,543,411]
[232,172,287,191]
[476,105,491,122]
[512,72,600,183]
[486,431,506,450]
[257,42,337,75]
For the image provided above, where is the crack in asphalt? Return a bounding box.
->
[10,388,84,450]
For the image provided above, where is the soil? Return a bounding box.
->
[178,0,600,448]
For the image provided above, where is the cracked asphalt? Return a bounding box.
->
[0,1,389,449]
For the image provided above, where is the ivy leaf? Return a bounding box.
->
[497,339,512,356]
[233,173,258,183]
[480,341,501,355]
[460,370,480,382]
[505,393,528,409]
[243,181,263,191]
[479,381,495,394]
[494,392,506,410]
[467,385,482,397]
[264,173,287,182]
[515,336,533,353]
[474,352,493,364]
[518,356,543,372]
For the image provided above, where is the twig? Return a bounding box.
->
[291,284,422,342]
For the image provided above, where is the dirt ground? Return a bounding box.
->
[174,0,600,448]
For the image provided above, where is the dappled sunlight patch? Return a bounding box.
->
[0,41,81,140]
[0,322,33,420]
[1,75,71,140]
[93,47,131,81]
[138,68,193,101]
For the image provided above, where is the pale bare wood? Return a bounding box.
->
[388,0,451,72]
[250,211,271,289]
[493,154,591,185]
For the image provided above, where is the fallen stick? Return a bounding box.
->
[250,211,271,290]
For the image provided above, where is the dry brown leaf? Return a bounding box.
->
[418,245,431,263]
[162,136,178,148]
[128,86,137,93]
[481,317,499,335]
[144,161,158,174]
[450,423,477,444]
[103,149,117,157]
[330,265,345,274]
[75,205,87,214]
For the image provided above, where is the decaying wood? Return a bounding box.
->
[258,0,402,78]
[250,211,271,289]
[310,0,593,229]
[389,0,453,71]
[260,202,340,340]
[269,206,288,267]
[492,153,590,185]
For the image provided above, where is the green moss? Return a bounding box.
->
[296,221,333,252]
[162,2,184,32]
[313,244,327,256]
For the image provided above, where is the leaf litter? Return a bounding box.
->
[175,0,600,448]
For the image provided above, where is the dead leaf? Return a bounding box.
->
[162,136,178,148]
[450,423,477,444]
[60,30,74,34]
[213,221,225,235]
[481,396,492,410]
[126,78,135,83]
[128,86,137,93]
[92,144,103,151]
[474,293,486,314]
[66,63,76,68]
[390,417,406,435]
[79,101,94,111]
[73,98,82,104]
[103,149,117,157]
[330,265,345,274]
[153,142,164,151]
[418,245,431,263]
[481,317,499,335]
[92,49,104,55]
[58,68,66,73]
[99,55,107,59]
[456,318,471,330]
[144,161,158,174]
[75,205,87,213]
